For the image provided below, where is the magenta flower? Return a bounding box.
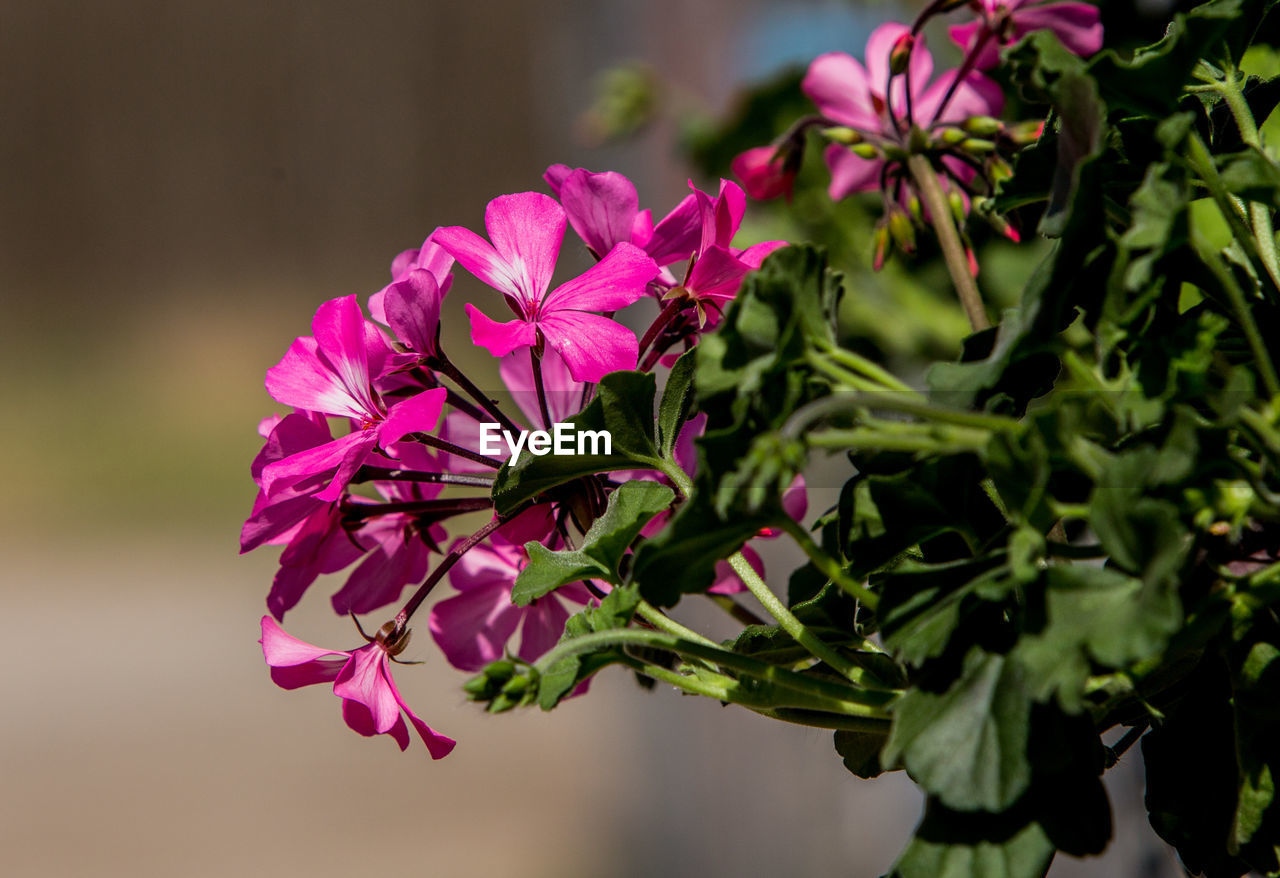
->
[731,146,798,201]
[260,616,456,757]
[428,533,592,671]
[949,1,1103,70]
[434,192,659,383]
[367,232,455,325]
[262,295,447,502]
[802,23,1004,199]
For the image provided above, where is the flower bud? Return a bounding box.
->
[731,145,799,201]
[889,33,916,76]
[851,143,881,160]
[822,126,862,145]
[989,157,1014,184]
[960,138,997,154]
[887,209,917,254]
[940,127,967,146]
[948,190,967,225]
[963,116,1004,137]
[1008,120,1045,145]
[872,223,891,272]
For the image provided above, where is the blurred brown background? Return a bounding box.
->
[0,2,1180,876]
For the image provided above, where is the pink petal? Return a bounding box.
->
[266,336,366,421]
[865,22,928,97]
[311,296,377,416]
[500,347,582,427]
[538,310,639,383]
[428,580,524,671]
[484,192,566,305]
[542,163,573,197]
[541,242,658,313]
[341,698,411,751]
[465,304,539,358]
[732,146,793,201]
[559,168,641,258]
[384,269,444,356]
[447,538,523,593]
[916,70,1005,125]
[1014,3,1103,58]
[644,193,704,267]
[687,246,751,302]
[803,53,879,131]
[403,712,457,759]
[515,597,572,662]
[259,616,349,666]
[269,660,345,690]
[333,645,401,734]
[712,179,747,249]
[823,145,883,199]
[379,387,446,446]
[737,240,788,270]
[261,431,370,500]
[330,524,432,615]
[433,225,523,300]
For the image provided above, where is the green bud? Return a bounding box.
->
[1008,120,1045,145]
[851,143,880,160]
[462,675,494,698]
[872,223,890,272]
[963,116,1003,137]
[822,126,862,145]
[888,33,915,76]
[488,693,517,714]
[887,210,916,253]
[907,125,930,154]
[939,127,967,146]
[989,157,1014,184]
[948,191,966,225]
[907,195,923,224]
[960,138,996,154]
[501,675,531,697]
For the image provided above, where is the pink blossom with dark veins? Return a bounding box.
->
[434,192,659,383]
[260,616,456,758]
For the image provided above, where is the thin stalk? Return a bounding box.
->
[395,514,508,628]
[532,627,893,712]
[530,347,554,430]
[1218,72,1280,292]
[636,600,719,648]
[353,467,495,488]
[750,707,891,733]
[1191,224,1280,396]
[779,518,880,610]
[411,433,504,469]
[343,496,493,519]
[729,551,869,681]
[806,426,990,455]
[709,594,768,627]
[431,352,522,435]
[906,153,991,331]
[638,298,684,361]
[816,344,920,394]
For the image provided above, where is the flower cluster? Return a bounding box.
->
[247,168,788,753]
[733,1,1101,270]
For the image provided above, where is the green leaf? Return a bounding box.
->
[834,728,888,779]
[538,585,642,710]
[492,370,661,514]
[891,799,1055,878]
[511,480,675,604]
[884,651,1033,813]
[657,348,697,458]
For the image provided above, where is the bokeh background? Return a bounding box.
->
[1,1,1189,875]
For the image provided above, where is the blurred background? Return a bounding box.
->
[0,1,1190,875]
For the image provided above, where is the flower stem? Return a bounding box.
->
[638,297,683,363]
[1216,68,1280,293]
[530,347,554,430]
[906,153,991,332]
[431,351,522,434]
[353,467,495,488]
[411,433,504,469]
[343,496,494,519]
[778,519,880,611]
[728,551,869,681]
[395,513,509,629]
[636,599,719,647]
[533,627,893,713]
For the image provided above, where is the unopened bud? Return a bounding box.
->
[822,126,862,145]
[872,223,891,272]
[940,127,967,146]
[851,143,880,160]
[887,209,916,254]
[948,190,967,225]
[963,116,1003,137]
[989,157,1014,184]
[960,138,996,154]
[501,675,531,697]
[907,195,923,224]
[889,33,916,76]
[1008,120,1045,145]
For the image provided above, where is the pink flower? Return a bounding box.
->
[950,1,1103,70]
[260,616,456,758]
[367,232,455,325]
[262,295,447,502]
[428,533,591,671]
[731,146,797,201]
[434,192,659,383]
[802,23,1004,199]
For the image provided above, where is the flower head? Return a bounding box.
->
[260,616,456,757]
[950,1,1103,70]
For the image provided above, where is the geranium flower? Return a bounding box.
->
[434,192,659,383]
[262,295,447,501]
[802,23,1004,199]
[731,146,798,201]
[260,616,456,758]
[949,1,1103,70]
[428,532,592,671]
